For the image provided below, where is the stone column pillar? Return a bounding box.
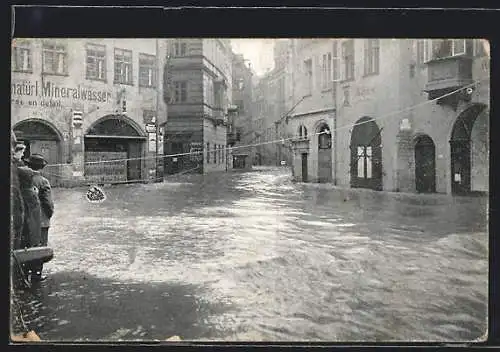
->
[396,118,415,193]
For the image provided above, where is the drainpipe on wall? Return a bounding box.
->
[332,40,338,186]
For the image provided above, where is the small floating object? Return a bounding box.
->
[165,335,182,341]
[86,185,106,203]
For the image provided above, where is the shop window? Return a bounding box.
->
[86,43,106,81]
[12,40,32,72]
[43,42,68,75]
[139,53,157,88]
[114,48,133,85]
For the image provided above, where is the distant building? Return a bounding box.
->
[251,39,291,166]
[11,38,168,186]
[164,39,233,174]
[229,53,254,168]
[287,38,489,195]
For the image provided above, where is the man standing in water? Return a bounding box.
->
[25,154,54,282]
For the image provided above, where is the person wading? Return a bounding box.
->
[25,154,54,282]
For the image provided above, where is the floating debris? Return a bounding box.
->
[86,185,106,203]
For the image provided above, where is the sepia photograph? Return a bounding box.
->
[10,36,489,343]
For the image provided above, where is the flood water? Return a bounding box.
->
[12,167,488,342]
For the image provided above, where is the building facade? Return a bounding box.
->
[287,39,338,183]
[229,53,254,167]
[251,39,291,167]
[164,38,233,174]
[11,38,168,187]
[287,38,489,195]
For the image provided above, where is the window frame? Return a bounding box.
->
[173,40,187,57]
[12,40,32,73]
[342,40,355,81]
[42,42,68,76]
[173,81,188,103]
[114,48,133,85]
[139,53,157,88]
[86,43,107,81]
[303,58,313,96]
[427,39,468,61]
[364,39,380,76]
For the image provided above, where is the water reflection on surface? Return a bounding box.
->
[14,167,488,342]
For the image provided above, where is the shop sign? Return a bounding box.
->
[11,79,113,109]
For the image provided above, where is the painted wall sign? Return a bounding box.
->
[11,80,113,110]
[11,80,113,103]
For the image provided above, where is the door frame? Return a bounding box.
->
[414,134,436,193]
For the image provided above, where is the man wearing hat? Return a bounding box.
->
[13,143,27,167]
[25,153,54,282]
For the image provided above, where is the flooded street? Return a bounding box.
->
[13,167,488,342]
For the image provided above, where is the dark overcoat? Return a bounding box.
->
[17,166,42,248]
[11,158,25,250]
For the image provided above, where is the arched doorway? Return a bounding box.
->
[414,134,436,193]
[13,119,63,186]
[84,115,146,183]
[450,104,488,195]
[350,117,383,190]
[317,123,332,183]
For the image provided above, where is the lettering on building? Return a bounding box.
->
[10,80,113,109]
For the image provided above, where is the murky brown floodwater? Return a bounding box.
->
[12,167,488,342]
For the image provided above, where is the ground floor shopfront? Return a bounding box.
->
[289,100,489,196]
[13,113,161,187]
[164,116,229,175]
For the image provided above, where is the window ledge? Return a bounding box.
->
[362,72,380,78]
[139,84,157,89]
[340,78,354,84]
[13,69,33,74]
[114,81,134,86]
[86,77,107,83]
[42,72,69,77]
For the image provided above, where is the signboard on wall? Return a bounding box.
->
[148,133,156,152]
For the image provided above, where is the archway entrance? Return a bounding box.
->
[414,135,436,193]
[450,104,488,195]
[317,123,332,183]
[350,117,383,190]
[84,115,146,184]
[13,119,62,186]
